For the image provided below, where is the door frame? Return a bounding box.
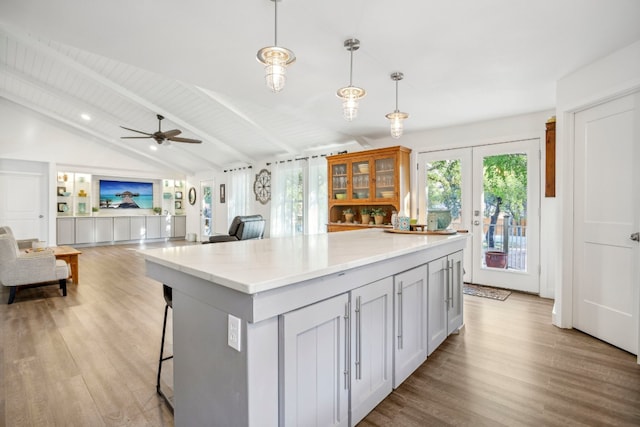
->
[418,138,541,291]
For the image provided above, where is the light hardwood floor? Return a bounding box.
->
[1,242,639,426]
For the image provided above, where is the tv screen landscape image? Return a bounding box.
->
[99,180,153,209]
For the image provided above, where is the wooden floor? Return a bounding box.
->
[1,242,639,426]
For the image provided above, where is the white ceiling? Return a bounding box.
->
[1,0,639,174]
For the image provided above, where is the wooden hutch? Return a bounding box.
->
[327,146,411,232]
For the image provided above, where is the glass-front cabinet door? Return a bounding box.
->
[351,160,370,200]
[374,156,396,200]
[330,162,348,201]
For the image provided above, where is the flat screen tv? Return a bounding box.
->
[99,180,153,209]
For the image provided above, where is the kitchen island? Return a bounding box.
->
[142,228,467,426]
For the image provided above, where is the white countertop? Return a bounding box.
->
[140,228,467,295]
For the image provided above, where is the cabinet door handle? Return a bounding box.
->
[355,296,362,380]
[445,259,449,306]
[449,259,454,309]
[344,301,350,390]
[397,284,403,350]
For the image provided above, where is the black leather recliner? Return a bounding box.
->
[205,215,265,243]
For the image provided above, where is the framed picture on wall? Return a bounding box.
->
[175,191,183,200]
[220,184,226,203]
[57,186,66,196]
[175,201,182,210]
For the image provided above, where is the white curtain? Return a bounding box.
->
[270,157,328,238]
[305,156,327,235]
[270,161,301,237]
[227,168,252,226]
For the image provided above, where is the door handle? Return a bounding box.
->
[631,232,640,242]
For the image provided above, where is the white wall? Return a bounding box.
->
[555,39,640,328]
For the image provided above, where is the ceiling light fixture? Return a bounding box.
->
[80,113,91,121]
[385,72,409,138]
[257,0,295,93]
[337,38,366,121]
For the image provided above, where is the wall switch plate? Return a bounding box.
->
[228,314,241,352]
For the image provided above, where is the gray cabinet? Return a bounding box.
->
[94,217,113,242]
[113,217,131,241]
[56,218,75,245]
[173,215,186,237]
[145,216,162,239]
[75,217,94,244]
[393,265,428,388]
[427,251,464,356]
[130,216,146,240]
[350,277,393,425]
[281,293,349,427]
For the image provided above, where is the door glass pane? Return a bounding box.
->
[426,160,462,230]
[482,153,527,271]
[352,160,369,199]
[201,182,213,237]
[331,163,347,200]
[375,157,394,199]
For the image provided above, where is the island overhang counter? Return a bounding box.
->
[142,228,468,426]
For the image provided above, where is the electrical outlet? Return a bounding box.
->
[228,314,241,352]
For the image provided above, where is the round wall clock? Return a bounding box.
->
[253,169,271,204]
[188,187,197,205]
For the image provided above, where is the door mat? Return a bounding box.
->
[463,283,511,301]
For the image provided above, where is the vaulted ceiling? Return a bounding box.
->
[1,0,639,174]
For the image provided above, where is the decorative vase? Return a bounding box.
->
[361,214,371,225]
[374,215,384,225]
[344,213,354,223]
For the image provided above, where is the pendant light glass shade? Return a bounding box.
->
[257,0,295,93]
[385,72,409,138]
[337,39,366,121]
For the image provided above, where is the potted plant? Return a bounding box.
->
[371,207,386,225]
[343,208,355,223]
[360,207,372,225]
[153,207,162,215]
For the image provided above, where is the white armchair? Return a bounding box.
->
[0,226,38,250]
[0,233,69,304]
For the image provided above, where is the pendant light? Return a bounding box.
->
[257,0,295,93]
[337,39,366,121]
[385,72,409,138]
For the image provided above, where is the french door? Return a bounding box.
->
[200,180,213,238]
[418,139,540,293]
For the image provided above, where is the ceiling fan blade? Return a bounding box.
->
[120,126,152,136]
[162,129,182,138]
[168,136,202,144]
[121,136,153,139]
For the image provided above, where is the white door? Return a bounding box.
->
[472,140,540,293]
[573,93,639,355]
[200,180,213,238]
[0,172,46,241]
[418,139,540,292]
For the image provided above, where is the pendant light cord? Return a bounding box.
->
[349,48,354,86]
[274,0,278,46]
[395,79,399,112]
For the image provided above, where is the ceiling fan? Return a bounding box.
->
[120,114,202,145]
